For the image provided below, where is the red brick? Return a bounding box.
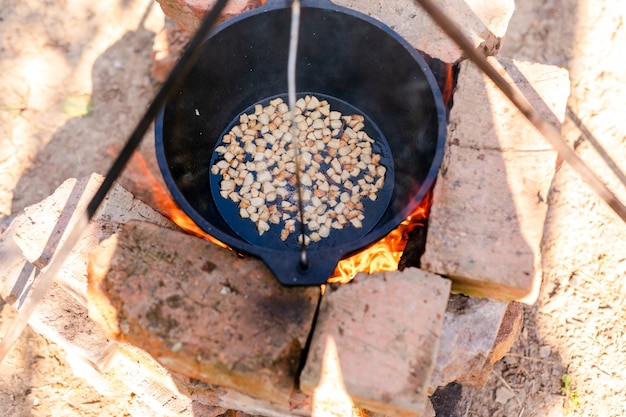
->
[0,174,173,369]
[300,268,450,417]
[332,0,514,63]
[8,173,174,306]
[421,58,570,303]
[88,220,320,406]
[429,296,523,391]
[156,0,263,34]
[151,24,191,82]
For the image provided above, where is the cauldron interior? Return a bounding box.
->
[156,2,446,285]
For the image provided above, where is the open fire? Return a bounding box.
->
[126,150,228,249]
[127,150,432,283]
[329,191,431,283]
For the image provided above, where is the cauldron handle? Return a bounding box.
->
[257,248,346,286]
[262,0,336,9]
[300,0,335,6]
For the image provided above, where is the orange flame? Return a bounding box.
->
[125,150,230,249]
[327,191,432,284]
[441,63,454,106]
[327,62,453,283]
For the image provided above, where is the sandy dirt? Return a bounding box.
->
[467,1,626,416]
[1,0,625,416]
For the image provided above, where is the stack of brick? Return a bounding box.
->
[421,58,570,303]
[0,174,220,417]
[0,174,522,416]
[153,0,513,63]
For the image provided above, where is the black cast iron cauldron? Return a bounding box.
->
[155,0,446,286]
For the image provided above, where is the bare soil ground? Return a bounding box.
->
[467,1,626,416]
[1,0,625,416]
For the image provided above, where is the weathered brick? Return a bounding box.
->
[428,296,523,392]
[64,351,132,398]
[88,220,320,406]
[0,174,315,416]
[214,387,313,417]
[368,400,435,417]
[489,302,524,367]
[300,268,451,417]
[0,173,172,368]
[421,57,570,303]
[151,23,191,82]
[309,0,514,63]
[155,0,263,34]
[105,344,211,417]
[8,173,174,306]
[156,0,514,64]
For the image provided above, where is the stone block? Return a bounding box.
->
[489,301,524,367]
[368,400,435,417]
[421,57,570,303]
[155,0,514,64]
[26,281,117,367]
[151,22,191,82]
[333,0,514,63]
[299,268,451,417]
[214,387,312,417]
[87,220,320,406]
[430,382,474,417]
[105,343,208,417]
[67,343,226,417]
[155,0,263,34]
[0,173,171,368]
[428,295,523,392]
[0,218,37,305]
[64,351,132,398]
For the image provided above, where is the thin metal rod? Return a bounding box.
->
[413,0,626,224]
[88,0,231,217]
[0,0,232,363]
[287,0,308,268]
[566,106,626,189]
